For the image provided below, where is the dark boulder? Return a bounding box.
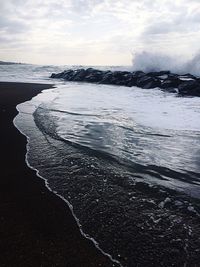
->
[50,68,200,97]
[50,73,56,78]
[148,71,170,77]
[161,87,178,93]
[62,70,75,80]
[111,71,131,86]
[84,75,97,83]
[178,80,200,96]
[179,73,197,80]
[160,78,182,89]
[113,71,129,78]
[143,79,161,89]
[132,71,146,78]
[125,73,138,87]
[85,67,98,73]
[50,72,65,78]
[84,70,103,83]
[100,71,114,84]
[136,75,161,89]
[73,69,87,81]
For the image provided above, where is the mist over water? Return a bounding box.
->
[132,51,200,76]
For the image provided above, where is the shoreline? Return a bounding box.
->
[0,81,118,267]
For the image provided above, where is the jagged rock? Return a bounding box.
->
[73,69,87,81]
[132,71,146,78]
[136,76,161,89]
[143,79,161,89]
[178,80,200,96]
[111,71,130,86]
[125,74,138,87]
[179,73,196,80]
[162,87,178,93]
[126,77,138,87]
[50,68,200,97]
[148,71,170,77]
[84,69,103,83]
[100,71,113,84]
[161,78,182,89]
[62,70,75,80]
[50,72,65,78]
[85,73,103,83]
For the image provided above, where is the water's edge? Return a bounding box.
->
[13,93,122,267]
[12,86,200,267]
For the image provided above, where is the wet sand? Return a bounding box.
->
[0,82,117,267]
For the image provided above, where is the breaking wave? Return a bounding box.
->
[132,51,200,76]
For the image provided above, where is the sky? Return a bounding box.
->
[0,0,200,66]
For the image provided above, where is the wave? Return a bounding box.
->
[33,105,200,197]
[13,84,200,267]
[132,51,200,76]
[37,106,100,117]
[14,105,122,267]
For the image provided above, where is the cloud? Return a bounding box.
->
[0,0,200,65]
[0,17,29,34]
[144,9,200,36]
[136,0,200,58]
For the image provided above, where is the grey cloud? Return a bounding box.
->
[187,10,200,23]
[0,16,29,33]
[0,34,28,49]
[143,21,176,35]
[143,8,200,37]
[69,0,105,15]
[0,35,14,43]
[0,0,199,65]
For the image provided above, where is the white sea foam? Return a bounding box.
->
[132,51,200,76]
[14,94,123,267]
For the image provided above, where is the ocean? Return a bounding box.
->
[1,63,200,266]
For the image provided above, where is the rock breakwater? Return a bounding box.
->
[51,68,200,96]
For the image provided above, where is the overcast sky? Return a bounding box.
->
[0,0,200,65]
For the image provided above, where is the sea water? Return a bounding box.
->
[1,64,200,266]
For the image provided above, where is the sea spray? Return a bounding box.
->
[132,51,200,76]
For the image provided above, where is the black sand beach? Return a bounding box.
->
[0,82,117,267]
